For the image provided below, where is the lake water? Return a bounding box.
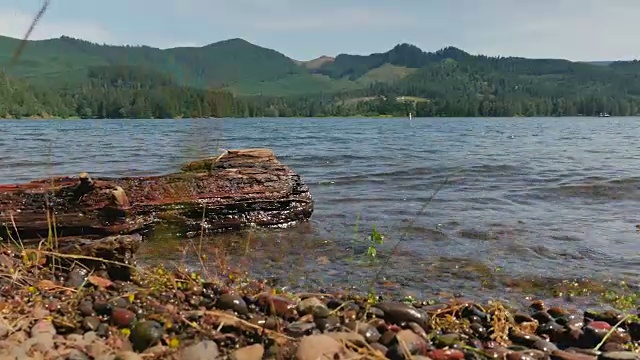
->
[3,117,640,305]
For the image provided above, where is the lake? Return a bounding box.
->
[3,117,640,305]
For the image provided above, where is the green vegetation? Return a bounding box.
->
[3,35,640,118]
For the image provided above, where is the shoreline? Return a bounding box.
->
[1,241,640,360]
[0,115,634,121]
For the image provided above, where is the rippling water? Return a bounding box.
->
[3,117,640,303]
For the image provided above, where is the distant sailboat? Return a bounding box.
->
[409,112,413,121]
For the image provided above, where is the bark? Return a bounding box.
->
[0,148,314,242]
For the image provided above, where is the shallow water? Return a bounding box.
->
[3,117,640,304]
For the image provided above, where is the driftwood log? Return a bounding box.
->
[0,148,314,243]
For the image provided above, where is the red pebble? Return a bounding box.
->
[428,349,465,360]
[589,321,612,330]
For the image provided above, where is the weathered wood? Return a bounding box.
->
[0,149,314,241]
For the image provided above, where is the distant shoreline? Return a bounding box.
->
[0,115,634,120]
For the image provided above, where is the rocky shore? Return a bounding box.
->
[0,240,639,360]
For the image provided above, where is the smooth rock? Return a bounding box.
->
[312,304,331,319]
[506,351,536,360]
[375,301,430,329]
[435,333,460,347]
[510,330,543,347]
[129,321,163,352]
[598,352,640,360]
[386,330,430,360]
[470,322,488,338]
[82,317,101,332]
[111,308,135,327]
[315,315,340,332]
[179,340,220,360]
[326,332,367,347]
[114,351,143,360]
[531,311,554,324]
[79,301,95,317]
[217,293,249,316]
[257,294,298,319]
[551,349,597,360]
[30,320,56,337]
[514,313,536,323]
[297,297,324,315]
[296,335,351,360]
[346,321,381,343]
[230,344,265,360]
[67,349,91,360]
[287,321,316,337]
[427,349,465,360]
[532,339,558,353]
[0,323,9,339]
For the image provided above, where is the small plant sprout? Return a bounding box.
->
[367,224,385,259]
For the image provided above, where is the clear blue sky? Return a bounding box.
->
[1,0,638,61]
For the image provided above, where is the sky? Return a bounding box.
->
[0,0,639,62]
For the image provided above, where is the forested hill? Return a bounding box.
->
[2,34,640,118]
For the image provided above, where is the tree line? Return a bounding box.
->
[2,62,640,119]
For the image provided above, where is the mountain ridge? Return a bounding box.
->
[0,33,636,101]
[2,34,640,118]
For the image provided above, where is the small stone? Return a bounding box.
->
[312,305,331,319]
[96,323,109,337]
[507,351,536,360]
[129,321,163,352]
[428,349,465,360]
[532,311,554,324]
[84,331,98,343]
[326,332,367,347]
[65,268,87,288]
[315,315,340,332]
[589,321,613,331]
[79,301,95,317]
[530,300,545,312]
[67,349,91,360]
[374,301,430,329]
[66,334,85,343]
[230,344,265,360]
[297,297,324,315]
[598,352,640,360]
[179,340,220,360]
[0,323,10,339]
[256,294,298,319]
[532,339,558,353]
[287,322,316,337]
[551,349,597,360]
[216,293,249,315]
[435,333,460,347]
[93,301,113,316]
[548,307,569,318]
[296,335,351,360]
[346,321,381,343]
[388,330,430,359]
[31,320,56,338]
[370,343,388,355]
[510,330,543,347]
[82,317,101,332]
[111,308,135,327]
[32,305,50,320]
[110,297,128,309]
[470,322,488,338]
[114,351,143,360]
[515,313,536,323]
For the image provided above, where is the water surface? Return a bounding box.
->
[3,117,640,305]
